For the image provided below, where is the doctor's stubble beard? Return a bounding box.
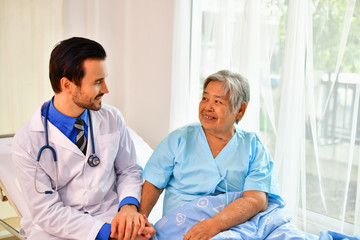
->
[72,93,105,111]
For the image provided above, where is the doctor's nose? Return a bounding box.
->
[101,81,109,94]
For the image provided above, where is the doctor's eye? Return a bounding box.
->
[94,79,105,85]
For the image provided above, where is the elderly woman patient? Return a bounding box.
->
[140,70,281,240]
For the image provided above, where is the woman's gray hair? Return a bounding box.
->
[203,70,250,123]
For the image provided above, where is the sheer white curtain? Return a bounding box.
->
[0,0,64,135]
[275,0,320,231]
[170,0,193,131]
[171,0,360,235]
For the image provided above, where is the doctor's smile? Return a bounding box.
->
[95,94,104,102]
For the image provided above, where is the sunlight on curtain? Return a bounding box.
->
[0,0,64,135]
[170,0,193,131]
[275,0,309,230]
[173,0,360,235]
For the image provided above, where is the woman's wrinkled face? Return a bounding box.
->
[199,81,239,136]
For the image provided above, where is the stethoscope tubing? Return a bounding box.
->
[35,99,99,194]
[35,100,59,194]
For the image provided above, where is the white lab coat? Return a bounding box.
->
[12,101,143,240]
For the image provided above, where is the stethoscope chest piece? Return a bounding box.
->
[88,154,100,167]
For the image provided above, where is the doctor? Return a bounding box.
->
[12,37,155,240]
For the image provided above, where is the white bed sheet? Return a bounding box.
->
[0,136,28,218]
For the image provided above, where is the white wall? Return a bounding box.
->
[64,0,175,148]
[118,1,174,148]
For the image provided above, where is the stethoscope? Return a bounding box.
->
[34,99,101,194]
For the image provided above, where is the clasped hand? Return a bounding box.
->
[110,205,156,240]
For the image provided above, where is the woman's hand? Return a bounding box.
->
[183,218,220,240]
[110,205,156,240]
[183,191,268,240]
[137,215,156,239]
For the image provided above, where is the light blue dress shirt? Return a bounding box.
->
[143,122,280,216]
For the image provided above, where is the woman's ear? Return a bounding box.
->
[236,102,247,121]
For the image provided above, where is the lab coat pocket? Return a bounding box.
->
[96,131,121,172]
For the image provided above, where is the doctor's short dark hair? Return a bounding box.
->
[203,70,250,124]
[49,37,107,93]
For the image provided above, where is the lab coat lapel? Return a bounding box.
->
[30,104,85,157]
[47,122,84,157]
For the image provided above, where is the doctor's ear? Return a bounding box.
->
[236,102,247,121]
[60,77,72,92]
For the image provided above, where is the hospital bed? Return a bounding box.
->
[3,132,356,240]
[0,134,25,239]
[0,128,161,239]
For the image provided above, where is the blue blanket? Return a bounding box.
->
[151,192,359,240]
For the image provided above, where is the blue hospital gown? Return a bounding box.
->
[143,123,280,216]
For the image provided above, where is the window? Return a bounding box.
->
[172,0,360,235]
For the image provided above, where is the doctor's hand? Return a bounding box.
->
[183,218,220,240]
[110,205,155,240]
